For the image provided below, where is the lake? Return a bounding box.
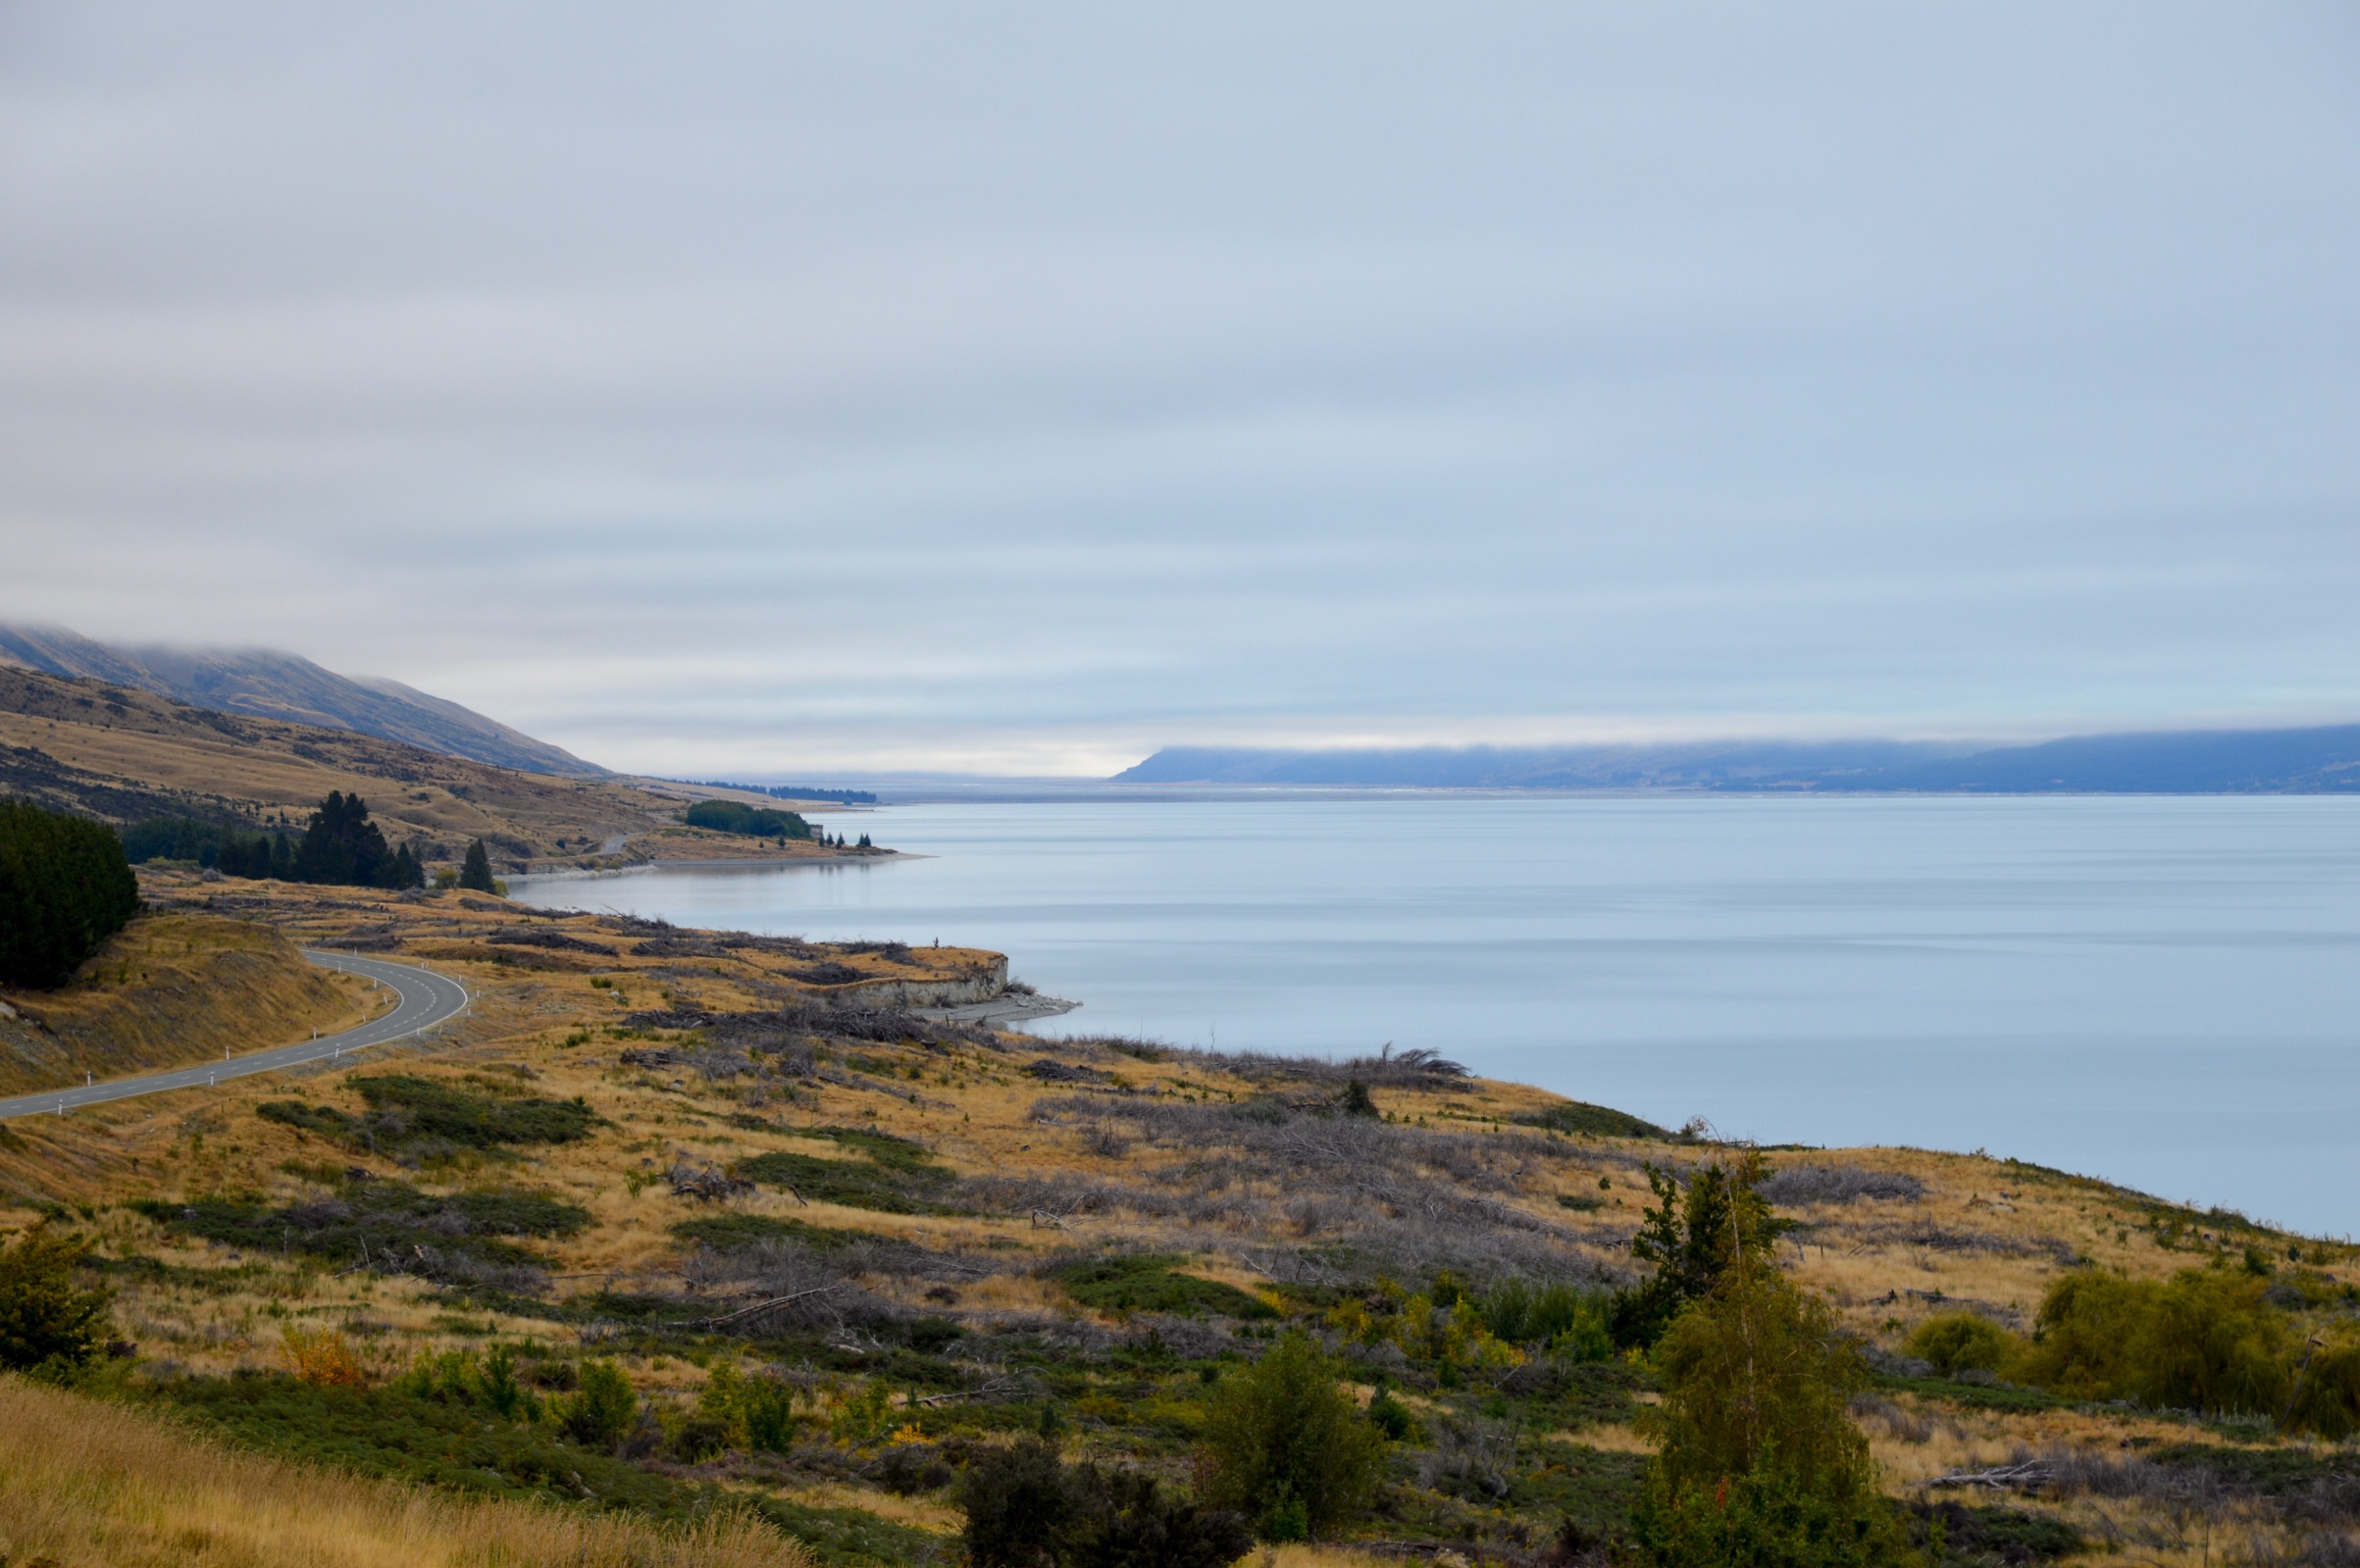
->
[511,795,2360,1235]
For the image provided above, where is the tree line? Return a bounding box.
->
[126,794,426,890]
[0,798,140,988]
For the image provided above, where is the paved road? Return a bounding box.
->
[0,951,471,1122]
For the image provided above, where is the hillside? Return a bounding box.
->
[6,877,2357,1568]
[0,663,872,875]
[0,623,605,780]
[0,911,373,1096]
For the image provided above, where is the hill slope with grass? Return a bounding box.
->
[0,664,870,876]
[0,910,371,1095]
[0,623,607,780]
[7,877,2360,1568]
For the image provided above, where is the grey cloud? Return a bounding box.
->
[1,3,2356,774]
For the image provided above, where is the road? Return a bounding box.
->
[0,951,471,1122]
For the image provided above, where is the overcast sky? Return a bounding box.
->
[3,5,2357,776]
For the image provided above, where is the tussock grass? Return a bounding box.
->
[0,1373,809,1568]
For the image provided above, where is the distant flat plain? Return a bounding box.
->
[513,794,2360,1236]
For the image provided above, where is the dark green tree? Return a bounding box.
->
[1611,1151,1780,1348]
[0,1225,113,1372]
[459,838,496,892]
[1198,1330,1387,1540]
[387,840,425,890]
[0,800,140,988]
[291,791,392,887]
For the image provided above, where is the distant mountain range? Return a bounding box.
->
[0,624,605,780]
[1115,728,2360,793]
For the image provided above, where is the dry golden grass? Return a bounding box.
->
[0,911,374,1094]
[0,1373,810,1568]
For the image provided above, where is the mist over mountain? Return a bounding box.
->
[1116,727,2360,793]
[0,625,606,780]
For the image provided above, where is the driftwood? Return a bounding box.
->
[668,1158,754,1202]
[1928,1461,2053,1492]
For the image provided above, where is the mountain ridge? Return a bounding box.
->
[1114,725,2360,793]
[0,624,604,780]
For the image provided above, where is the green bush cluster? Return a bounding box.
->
[960,1438,1255,1568]
[0,798,138,987]
[1479,1279,1615,1359]
[697,1363,799,1453]
[684,800,812,839]
[258,1073,597,1155]
[1610,1153,1783,1349]
[735,1126,959,1213]
[137,1180,588,1276]
[2014,1267,2360,1435]
[1197,1331,1388,1541]
[1055,1256,1276,1320]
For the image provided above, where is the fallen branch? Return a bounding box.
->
[1927,1462,2053,1492]
[673,1285,841,1331]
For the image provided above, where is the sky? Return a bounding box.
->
[2,4,2357,778]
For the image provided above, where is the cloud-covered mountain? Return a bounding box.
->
[0,625,606,780]
[1115,728,2360,793]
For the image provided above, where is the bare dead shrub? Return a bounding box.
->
[1760,1163,1926,1206]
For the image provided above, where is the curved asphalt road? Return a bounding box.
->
[0,951,470,1122]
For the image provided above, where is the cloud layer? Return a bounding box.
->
[4,4,2357,774]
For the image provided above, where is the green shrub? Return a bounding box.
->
[1056,1255,1276,1320]
[260,1074,596,1154]
[562,1359,638,1449]
[700,1363,799,1453]
[0,798,138,988]
[735,1128,957,1213]
[1064,1464,1254,1568]
[2013,1268,2293,1419]
[1513,1100,1670,1138]
[957,1440,1253,1568]
[1482,1280,1615,1356]
[1198,1331,1386,1540]
[1905,1313,2020,1379]
[136,1181,588,1278]
[0,1226,112,1372]
[961,1438,1075,1568]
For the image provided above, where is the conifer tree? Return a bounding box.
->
[459,838,496,892]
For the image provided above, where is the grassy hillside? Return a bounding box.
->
[0,911,372,1095]
[8,879,2360,1567]
[0,664,875,875]
[0,1374,808,1568]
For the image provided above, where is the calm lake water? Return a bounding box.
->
[512,796,2360,1236]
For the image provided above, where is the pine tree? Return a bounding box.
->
[459,838,496,892]
[387,841,425,890]
[0,800,140,988]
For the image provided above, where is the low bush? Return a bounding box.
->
[1481,1279,1614,1356]
[1514,1100,1670,1139]
[1056,1255,1276,1320]
[735,1127,958,1213]
[258,1074,596,1155]
[958,1439,1254,1568]
[137,1180,589,1282]
[1905,1313,2020,1379]
[699,1363,799,1453]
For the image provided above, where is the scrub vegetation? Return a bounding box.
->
[8,868,2360,1568]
